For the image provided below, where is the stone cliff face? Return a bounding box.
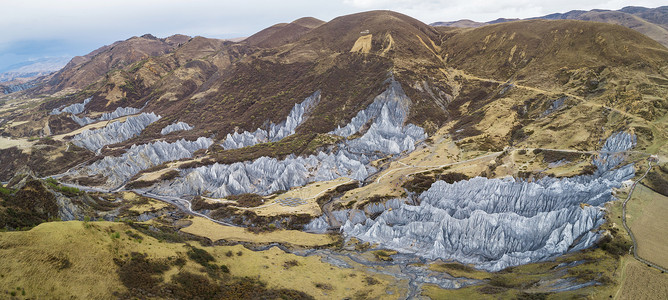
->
[75,137,213,188]
[50,97,92,115]
[147,80,425,197]
[340,132,637,271]
[222,91,321,149]
[150,150,371,197]
[72,112,161,152]
[331,79,426,154]
[161,121,193,135]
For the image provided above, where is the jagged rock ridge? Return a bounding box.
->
[75,137,213,188]
[71,106,143,126]
[331,79,426,154]
[50,97,91,115]
[222,91,321,149]
[147,80,425,197]
[161,121,193,135]
[72,112,161,152]
[341,132,636,272]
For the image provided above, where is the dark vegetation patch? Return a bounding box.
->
[116,252,171,292]
[209,206,314,232]
[315,180,359,208]
[364,276,380,285]
[596,233,632,258]
[372,250,395,262]
[191,196,226,211]
[398,73,450,135]
[447,80,500,139]
[46,254,72,270]
[115,249,314,300]
[0,179,59,230]
[436,262,477,273]
[205,133,342,167]
[283,259,300,269]
[0,142,94,182]
[226,193,264,208]
[45,177,82,197]
[355,194,394,210]
[314,282,333,290]
[642,165,668,197]
[402,172,470,194]
[541,150,589,164]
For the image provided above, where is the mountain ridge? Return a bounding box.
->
[432,6,668,48]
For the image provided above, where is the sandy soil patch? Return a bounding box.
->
[350,34,372,53]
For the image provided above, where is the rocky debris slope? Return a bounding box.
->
[147,79,425,197]
[72,112,161,152]
[222,91,321,149]
[75,137,213,188]
[50,97,92,115]
[341,132,637,271]
[161,121,193,135]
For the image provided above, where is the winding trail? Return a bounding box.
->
[621,160,668,273]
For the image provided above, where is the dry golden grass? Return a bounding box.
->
[0,221,397,299]
[626,185,668,268]
[0,221,126,299]
[121,192,170,213]
[210,244,401,299]
[615,257,668,300]
[179,216,333,246]
[51,115,134,141]
[0,136,34,150]
[250,177,352,216]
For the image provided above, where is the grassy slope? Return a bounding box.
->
[0,221,395,299]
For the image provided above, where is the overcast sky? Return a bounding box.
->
[0,0,665,70]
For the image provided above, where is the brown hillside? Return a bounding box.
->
[39,34,189,93]
[245,17,324,48]
[291,10,442,62]
[441,19,668,85]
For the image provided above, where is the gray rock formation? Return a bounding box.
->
[147,80,426,198]
[76,137,213,188]
[50,97,91,115]
[71,106,143,126]
[71,112,161,152]
[222,91,320,149]
[340,132,637,271]
[304,199,407,233]
[55,193,85,221]
[161,121,193,135]
[331,79,426,154]
[149,150,372,197]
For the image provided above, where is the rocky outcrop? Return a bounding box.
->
[161,121,193,135]
[222,91,320,149]
[71,106,143,126]
[76,137,213,188]
[147,81,425,198]
[149,150,372,197]
[72,112,161,152]
[341,132,637,271]
[331,79,426,154]
[50,97,91,115]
